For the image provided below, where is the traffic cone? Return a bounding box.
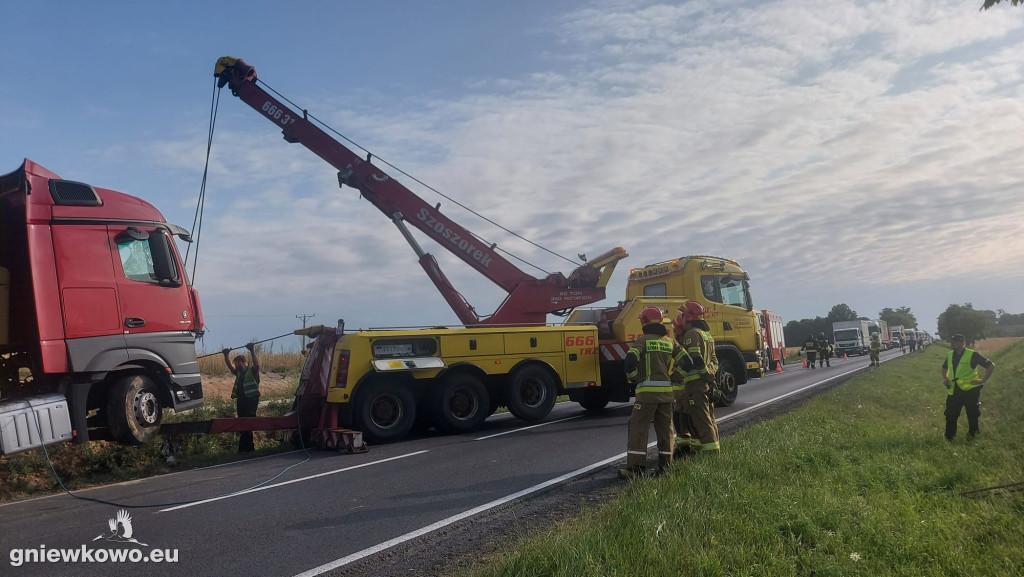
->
[844,353,849,360]
[775,361,783,374]
[802,358,807,368]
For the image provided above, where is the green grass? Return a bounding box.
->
[465,341,1024,577]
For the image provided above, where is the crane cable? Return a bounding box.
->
[256,79,583,276]
[183,77,222,282]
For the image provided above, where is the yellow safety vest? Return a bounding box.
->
[946,349,980,394]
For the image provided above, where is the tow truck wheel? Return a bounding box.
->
[107,374,163,445]
[353,380,416,444]
[431,373,490,434]
[715,359,739,407]
[578,388,610,412]
[505,365,557,422]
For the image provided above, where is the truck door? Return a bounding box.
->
[110,226,196,335]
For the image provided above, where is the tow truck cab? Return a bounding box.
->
[0,159,203,453]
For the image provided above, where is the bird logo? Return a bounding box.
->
[92,509,148,546]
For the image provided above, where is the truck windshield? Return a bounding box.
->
[834,329,859,341]
[702,275,746,308]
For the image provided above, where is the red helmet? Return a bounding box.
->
[638,306,664,326]
[678,300,705,322]
[671,314,686,336]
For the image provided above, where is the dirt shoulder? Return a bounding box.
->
[333,374,854,577]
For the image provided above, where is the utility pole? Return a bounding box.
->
[296,313,315,350]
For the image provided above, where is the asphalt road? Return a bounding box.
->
[0,349,904,577]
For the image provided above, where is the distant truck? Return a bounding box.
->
[867,319,891,349]
[1,160,204,455]
[758,310,786,371]
[832,320,871,356]
[890,325,905,349]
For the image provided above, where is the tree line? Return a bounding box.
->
[783,302,1022,347]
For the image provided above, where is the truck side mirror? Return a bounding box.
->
[149,233,181,287]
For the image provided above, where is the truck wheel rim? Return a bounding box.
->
[370,394,403,429]
[448,388,479,421]
[519,377,547,408]
[134,391,159,426]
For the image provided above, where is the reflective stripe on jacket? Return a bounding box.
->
[626,334,685,393]
[946,349,980,394]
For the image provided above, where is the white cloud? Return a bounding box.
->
[146,0,1024,340]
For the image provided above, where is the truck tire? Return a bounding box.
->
[505,365,557,422]
[353,380,416,444]
[107,373,163,445]
[430,373,490,434]
[715,358,739,407]
[578,388,610,412]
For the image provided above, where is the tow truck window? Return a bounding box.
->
[643,283,667,297]
[701,275,745,307]
[117,239,157,283]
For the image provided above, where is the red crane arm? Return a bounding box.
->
[214,57,626,325]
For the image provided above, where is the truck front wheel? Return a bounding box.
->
[505,365,557,421]
[354,380,416,444]
[107,374,163,445]
[431,373,490,434]
[715,359,739,407]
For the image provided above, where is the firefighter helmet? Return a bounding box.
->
[671,314,686,336]
[638,306,664,326]
[678,300,705,322]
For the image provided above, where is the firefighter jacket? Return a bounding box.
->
[817,338,832,355]
[679,327,717,391]
[625,323,684,403]
[803,338,818,354]
[870,338,881,352]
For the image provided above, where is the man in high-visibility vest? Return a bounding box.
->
[673,300,721,455]
[224,342,261,452]
[620,306,685,479]
[941,334,995,441]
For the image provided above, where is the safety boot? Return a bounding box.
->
[618,465,647,480]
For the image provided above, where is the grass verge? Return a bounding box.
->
[466,340,1024,577]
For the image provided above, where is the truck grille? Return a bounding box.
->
[48,180,102,207]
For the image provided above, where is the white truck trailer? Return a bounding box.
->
[832,320,871,356]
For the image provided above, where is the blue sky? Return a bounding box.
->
[3,0,1023,350]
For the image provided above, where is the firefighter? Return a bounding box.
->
[673,301,720,455]
[941,334,995,441]
[224,343,261,452]
[620,306,683,479]
[816,331,832,367]
[869,333,882,367]
[803,333,818,369]
[671,314,697,457]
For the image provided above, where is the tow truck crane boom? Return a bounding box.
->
[214,57,626,325]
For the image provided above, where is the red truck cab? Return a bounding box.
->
[0,160,203,450]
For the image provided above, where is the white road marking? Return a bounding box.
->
[291,451,629,577]
[159,450,429,512]
[293,363,878,575]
